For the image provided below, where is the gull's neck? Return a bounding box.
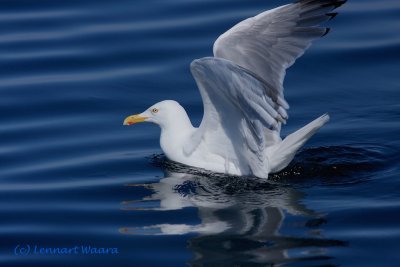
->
[159,110,195,163]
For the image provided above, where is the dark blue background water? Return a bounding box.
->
[1,0,399,266]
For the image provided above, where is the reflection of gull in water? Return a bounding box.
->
[124,173,304,235]
[121,166,346,265]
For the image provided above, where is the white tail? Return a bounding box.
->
[269,114,330,173]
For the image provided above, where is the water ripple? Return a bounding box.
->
[1,0,399,266]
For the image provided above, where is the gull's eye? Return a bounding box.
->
[151,108,159,113]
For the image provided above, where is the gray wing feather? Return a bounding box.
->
[213,0,346,97]
[186,57,285,176]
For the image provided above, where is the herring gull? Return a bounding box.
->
[123,0,346,178]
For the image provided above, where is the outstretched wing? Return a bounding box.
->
[214,0,346,98]
[185,57,287,177]
[184,0,345,177]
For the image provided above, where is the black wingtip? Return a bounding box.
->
[322,27,331,37]
[327,12,338,20]
[298,0,347,6]
[322,0,347,9]
[336,0,347,8]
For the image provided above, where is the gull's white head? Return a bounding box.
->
[123,100,190,129]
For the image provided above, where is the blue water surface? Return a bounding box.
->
[1,0,399,266]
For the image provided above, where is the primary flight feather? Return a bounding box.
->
[123,0,346,179]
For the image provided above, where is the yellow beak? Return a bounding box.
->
[123,114,148,125]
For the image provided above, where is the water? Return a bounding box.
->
[1,0,399,266]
